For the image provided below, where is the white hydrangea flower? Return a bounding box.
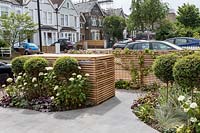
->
[24,82,27,86]
[6,78,13,83]
[77,75,82,79]
[19,72,23,75]
[190,102,198,109]
[50,96,54,100]
[178,95,185,101]
[72,73,76,76]
[32,77,37,83]
[69,78,75,81]
[34,84,38,87]
[39,72,44,76]
[184,108,190,112]
[45,67,53,71]
[18,85,22,88]
[56,93,60,96]
[21,87,25,90]
[23,73,26,76]
[2,84,6,88]
[78,66,81,70]
[190,117,197,123]
[85,73,90,77]
[54,85,59,90]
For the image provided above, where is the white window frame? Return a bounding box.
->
[60,14,64,26]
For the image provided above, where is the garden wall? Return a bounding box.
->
[30,54,115,105]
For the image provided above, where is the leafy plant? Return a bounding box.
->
[153,53,178,100]
[24,57,49,77]
[115,80,131,90]
[173,55,200,100]
[53,73,90,109]
[11,56,28,75]
[53,57,80,79]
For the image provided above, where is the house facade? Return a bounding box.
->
[0,0,80,46]
[75,1,104,40]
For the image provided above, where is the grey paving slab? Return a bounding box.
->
[0,90,159,133]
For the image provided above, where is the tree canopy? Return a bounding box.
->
[177,3,200,28]
[103,16,126,41]
[0,12,36,47]
[128,0,168,32]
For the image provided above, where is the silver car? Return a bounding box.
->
[125,41,183,50]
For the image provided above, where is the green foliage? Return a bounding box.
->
[173,55,200,89]
[0,39,8,47]
[177,3,200,28]
[53,57,79,79]
[53,73,89,109]
[153,54,178,84]
[24,57,48,77]
[193,32,200,39]
[103,16,126,41]
[0,12,36,47]
[129,0,168,31]
[155,103,186,131]
[11,56,28,75]
[155,19,176,40]
[115,80,131,90]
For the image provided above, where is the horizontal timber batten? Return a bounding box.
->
[28,54,115,105]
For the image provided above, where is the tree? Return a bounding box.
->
[0,12,36,48]
[177,3,200,28]
[155,19,176,40]
[143,0,168,30]
[103,16,126,41]
[129,0,168,32]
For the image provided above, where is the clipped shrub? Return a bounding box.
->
[152,53,178,85]
[11,56,28,74]
[173,55,200,89]
[24,57,48,77]
[53,56,79,79]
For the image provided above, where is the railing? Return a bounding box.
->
[0,47,11,58]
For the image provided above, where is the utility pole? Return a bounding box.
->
[37,0,43,52]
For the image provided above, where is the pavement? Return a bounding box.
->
[0,90,159,133]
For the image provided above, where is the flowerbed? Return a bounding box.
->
[0,56,90,112]
[132,52,200,133]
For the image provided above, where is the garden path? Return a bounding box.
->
[0,90,158,133]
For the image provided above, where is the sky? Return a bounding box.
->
[73,0,200,15]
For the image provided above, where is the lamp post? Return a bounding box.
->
[54,4,59,40]
[37,0,42,52]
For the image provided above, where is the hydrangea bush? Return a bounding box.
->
[0,56,90,112]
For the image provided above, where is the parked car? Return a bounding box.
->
[165,37,200,47]
[125,41,183,51]
[113,40,133,49]
[0,62,13,85]
[51,38,74,51]
[14,42,40,55]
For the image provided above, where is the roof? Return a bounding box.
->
[74,1,104,16]
[105,8,125,18]
[49,0,65,9]
[0,0,21,5]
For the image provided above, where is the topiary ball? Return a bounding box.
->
[11,56,29,75]
[24,57,49,77]
[152,53,178,84]
[173,55,200,89]
[53,57,79,79]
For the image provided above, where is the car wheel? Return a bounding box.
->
[24,51,29,55]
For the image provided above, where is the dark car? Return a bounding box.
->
[125,41,183,51]
[165,37,200,47]
[14,42,40,55]
[0,62,13,84]
[51,39,73,51]
[113,40,133,49]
